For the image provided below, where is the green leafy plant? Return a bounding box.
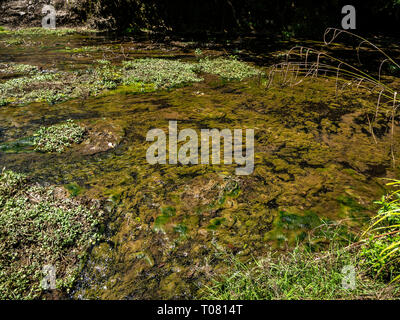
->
[0,170,27,197]
[33,120,86,153]
[0,170,104,299]
[196,56,262,80]
[194,48,203,56]
[361,179,400,282]
[12,27,77,36]
[0,98,8,107]
[122,58,203,89]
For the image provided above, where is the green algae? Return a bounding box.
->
[154,206,177,232]
[337,195,366,214]
[265,211,322,246]
[207,217,227,230]
[174,224,188,236]
[65,183,83,197]
[0,137,34,154]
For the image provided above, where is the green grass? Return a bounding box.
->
[33,120,86,153]
[0,170,104,299]
[202,243,399,300]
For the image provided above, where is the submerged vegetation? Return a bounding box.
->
[0,170,104,299]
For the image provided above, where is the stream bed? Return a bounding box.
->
[1,30,400,299]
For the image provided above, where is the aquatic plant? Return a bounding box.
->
[3,38,24,46]
[96,59,111,65]
[33,120,86,153]
[0,98,8,107]
[122,58,203,89]
[0,54,265,106]
[3,63,39,74]
[12,27,77,36]
[63,46,102,53]
[194,48,203,56]
[196,56,262,80]
[0,170,26,197]
[0,72,60,104]
[0,170,104,299]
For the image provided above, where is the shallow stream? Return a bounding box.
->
[1,30,400,299]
